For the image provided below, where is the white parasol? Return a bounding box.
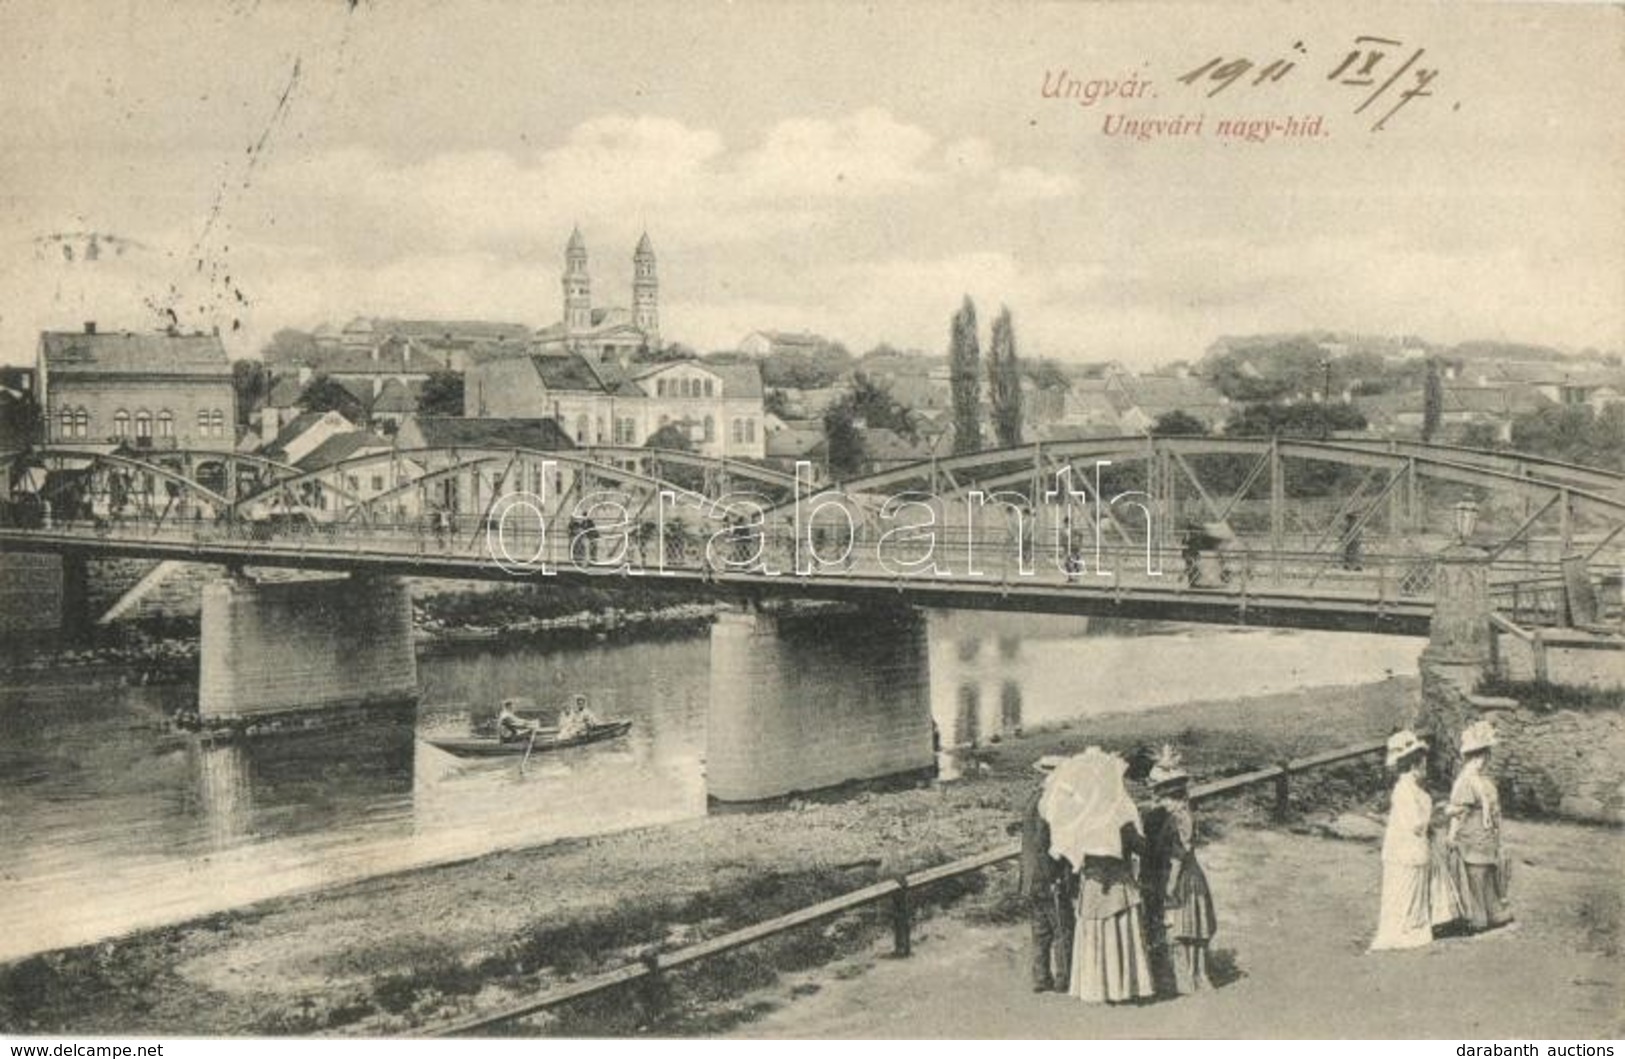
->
[1038,746,1142,867]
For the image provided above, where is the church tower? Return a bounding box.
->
[633,231,660,348]
[563,225,592,334]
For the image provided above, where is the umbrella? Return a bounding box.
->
[1039,747,1142,868]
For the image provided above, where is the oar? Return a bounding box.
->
[519,728,537,775]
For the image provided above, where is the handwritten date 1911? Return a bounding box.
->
[1178,36,1438,131]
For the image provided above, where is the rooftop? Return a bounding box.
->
[404,416,575,451]
[41,329,231,377]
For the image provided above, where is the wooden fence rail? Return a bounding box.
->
[425,736,1387,1037]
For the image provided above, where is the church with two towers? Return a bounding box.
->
[533,227,661,359]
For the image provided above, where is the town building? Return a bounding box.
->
[37,324,236,451]
[737,330,833,358]
[1105,369,1230,433]
[463,350,767,459]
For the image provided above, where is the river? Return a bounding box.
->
[0,613,1421,962]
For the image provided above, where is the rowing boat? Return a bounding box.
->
[424,720,632,758]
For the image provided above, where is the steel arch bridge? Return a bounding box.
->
[3,437,1620,634]
[770,435,1625,566]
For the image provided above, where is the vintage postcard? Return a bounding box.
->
[0,0,1620,1044]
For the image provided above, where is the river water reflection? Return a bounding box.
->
[0,613,1420,961]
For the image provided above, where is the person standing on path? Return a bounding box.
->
[1020,756,1076,992]
[1142,747,1217,995]
[1447,720,1514,933]
[1042,747,1155,1004]
[1370,729,1436,951]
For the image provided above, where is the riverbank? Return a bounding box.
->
[0,673,1423,1036]
[730,818,1623,1039]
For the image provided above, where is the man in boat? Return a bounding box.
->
[497,700,540,743]
[558,693,600,740]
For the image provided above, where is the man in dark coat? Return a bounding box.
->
[1020,757,1076,991]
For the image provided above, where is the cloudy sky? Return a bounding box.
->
[0,0,1620,368]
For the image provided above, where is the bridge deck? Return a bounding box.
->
[0,524,1459,636]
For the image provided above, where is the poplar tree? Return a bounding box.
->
[1422,358,1443,443]
[949,296,982,454]
[988,305,1023,448]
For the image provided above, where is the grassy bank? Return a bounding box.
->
[0,675,1417,1037]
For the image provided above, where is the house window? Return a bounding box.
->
[704,415,715,442]
[113,410,130,437]
[731,418,743,444]
[134,411,151,438]
[596,417,606,444]
[211,409,225,437]
[74,408,89,438]
[745,418,756,443]
[371,474,385,491]
[58,408,72,438]
[348,475,360,491]
[198,409,210,433]
[157,410,174,437]
[704,379,714,397]
[575,413,588,443]
[656,379,667,397]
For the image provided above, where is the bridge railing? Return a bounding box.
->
[420,737,1388,1037]
[6,513,1597,624]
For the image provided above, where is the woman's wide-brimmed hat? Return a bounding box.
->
[1385,729,1429,768]
[1460,720,1497,756]
[1148,744,1190,790]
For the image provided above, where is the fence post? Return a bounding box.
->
[891,878,912,957]
[1532,629,1549,684]
[1272,764,1291,820]
[636,951,665,1022]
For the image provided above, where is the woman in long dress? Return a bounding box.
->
[1447,721,1514,932]
[1370,729,1435,951]
[1142,749,1217,994]
[1040,747,1154,1004]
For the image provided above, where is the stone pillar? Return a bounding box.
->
[1421,545,1493,682]
[60,553,92,642]
[1416,545,1496,783]
[0,551,64,635]
[198,573,418,721]
[706,606,935,802]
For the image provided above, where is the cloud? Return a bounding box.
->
[992,166,1080,203]
[735,108,939,199]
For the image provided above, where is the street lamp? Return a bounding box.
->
[1453,496,1479,544]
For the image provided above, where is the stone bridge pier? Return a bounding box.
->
[0,551,91,639]
[706,604,936,802]
[198,573,418,722]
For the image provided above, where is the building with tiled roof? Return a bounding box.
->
[1105,370,1230,433]
[396,415,575,453]
[260,409,356,465]
[462,350,766,457]
[37,323,236,451]
[737,330,833,357]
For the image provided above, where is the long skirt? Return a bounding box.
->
[1459,860,1514,931]
[1071,905,1155,1003]
[1370,861,1432,951]
[1429,839,1466,928]
[1172,939,1210,993]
